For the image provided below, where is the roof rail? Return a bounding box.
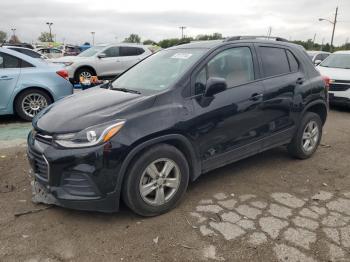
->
[224,36,289,42]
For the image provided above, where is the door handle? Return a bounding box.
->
[249,93,263,101]
[0,76,13,80]
[296,77,305,85]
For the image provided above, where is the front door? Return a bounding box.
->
[0,52,20,111]
[189,45,266,172]
[96,46,121,77]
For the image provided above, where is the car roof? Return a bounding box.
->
[0,47,46,67]
[3,45,37,52]
[168,38,304,50]
[333,50,350,54]
[97,43,149,49]
[307,50,330,54]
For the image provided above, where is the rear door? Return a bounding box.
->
[95,46,120,76]
[256,45,305,147]
[116,46,145,73]
[0,52,21,110]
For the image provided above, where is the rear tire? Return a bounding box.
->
[288,112,322,159]
[15,89,52,121]
[122,144,189,217]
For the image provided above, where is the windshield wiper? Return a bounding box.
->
[113,87,141,94]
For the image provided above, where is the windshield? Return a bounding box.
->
[320,54,350,69]
[111,48,206,93]
[78,46,105,57]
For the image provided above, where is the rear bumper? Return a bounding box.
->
[27,131,126,213]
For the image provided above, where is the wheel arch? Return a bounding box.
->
[302,100,328,125]
[13,86,54,114]
[114,134,201,203]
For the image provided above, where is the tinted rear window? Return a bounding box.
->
[120,47,144,56]
[259,47,290,77]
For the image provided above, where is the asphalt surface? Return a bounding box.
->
[0,107,350,262]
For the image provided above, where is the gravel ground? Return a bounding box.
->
[0,108,350,262]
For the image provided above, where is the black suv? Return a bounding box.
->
[27,36,328,216]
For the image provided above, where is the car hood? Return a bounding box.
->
[34,87,155,134]
[317,66,350,81]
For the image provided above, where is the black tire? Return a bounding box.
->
[288,112,323,159]
[15,88,52,121]
[74,67,95,83]
[122,144,189,217]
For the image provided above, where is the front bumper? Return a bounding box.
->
[329,92,350,106]
[27,131,126,213]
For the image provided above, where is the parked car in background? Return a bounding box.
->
[307,51,330,65]
[28,37,328,216]
[0,47,73,121]
[37,48,64,59]
[63,45,81,56]
[51,43,152,83]
[4,46,48,59]
[2,42,35,49]
[317,51,350,107]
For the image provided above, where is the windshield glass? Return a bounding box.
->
[111,49,206,93]
[320,54,350,69]
[78,46,105,57]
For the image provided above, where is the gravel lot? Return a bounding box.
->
[0,108,350,262]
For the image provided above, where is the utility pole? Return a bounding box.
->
[266,26,272,39]
[319,6,338,52]
[11,28,16,37]
[46,22,53,42]
[91,32,95,45]
[179,26,186,39]
[312,33,317,49]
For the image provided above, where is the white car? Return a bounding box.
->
[51,43,152,82]
[307,51,330,65]
[37,48,64,59]
[317,51,350,107]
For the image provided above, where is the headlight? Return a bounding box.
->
[54,120,125,148]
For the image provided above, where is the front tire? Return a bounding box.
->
[288,112,322,159]
[122,144,189,217]
[15,89,52,121]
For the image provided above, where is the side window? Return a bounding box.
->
[286,50,299,72]
[22,49,41,58]
[321,53,329,60]
[259,47,290,77]
[21,59,34,68]
[120,47,140,56]
[194,47,254,94]
[0,52,20,68]
[104,47,120,57]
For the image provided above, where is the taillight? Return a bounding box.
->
[56,69,69,80]
[322,75,331,91]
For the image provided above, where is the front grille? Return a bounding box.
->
[28,146,49,180]
[329,83,350,92]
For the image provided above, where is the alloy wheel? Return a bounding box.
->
[139,158,181,206]
[21,93,48,118]
[302,120,319,152]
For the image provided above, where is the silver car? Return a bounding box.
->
[51,43,152,82]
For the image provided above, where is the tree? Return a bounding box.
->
[0,31,7,42]
[158,37,193,48]
[196,33,223,41]
[124,34,141,43]
[38,32,52,42]
[143,39,156,45]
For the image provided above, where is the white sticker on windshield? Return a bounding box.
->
[171,53,193,59]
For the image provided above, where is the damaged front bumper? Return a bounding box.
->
[27,131,125,213]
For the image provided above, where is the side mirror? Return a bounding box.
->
[314,60,322,66]
[97,53,106,59]
[204,77,227,97]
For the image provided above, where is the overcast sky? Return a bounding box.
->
[0,0,349,45]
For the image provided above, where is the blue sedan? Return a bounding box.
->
[0,47,73,121]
